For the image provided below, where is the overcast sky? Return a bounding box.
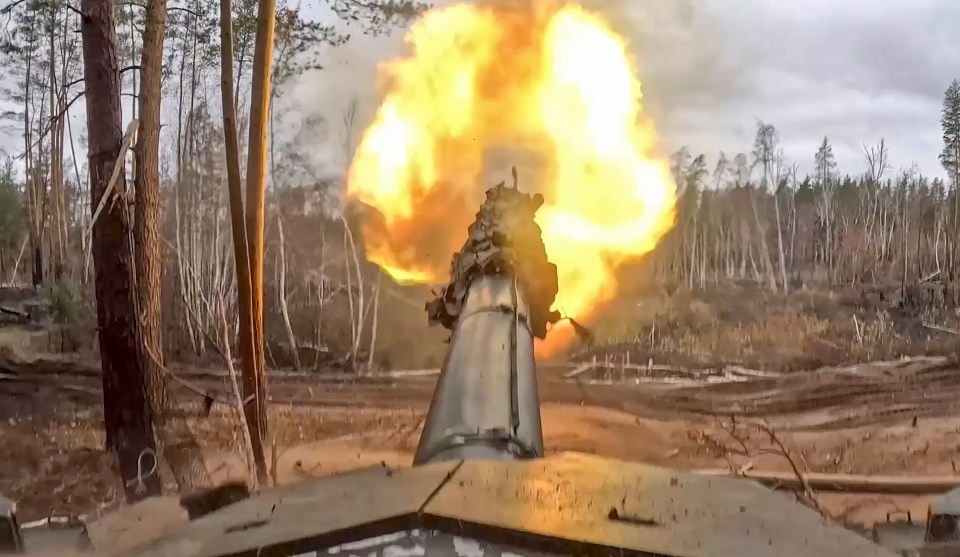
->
[287,0,960,181]
[4,0,956,183]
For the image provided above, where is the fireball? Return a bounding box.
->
[347,1,677,355]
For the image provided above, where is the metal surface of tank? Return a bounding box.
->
[0,495,23,553]
[414,275,544,465]
[123,453,899,557]
[927,487,960,542]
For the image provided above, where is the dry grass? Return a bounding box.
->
[580,281,960,371]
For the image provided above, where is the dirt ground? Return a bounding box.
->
[2,283,960,546]
[3,352,959,532]
[200,402,960,527]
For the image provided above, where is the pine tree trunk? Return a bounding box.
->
[80,0,161,502]
[31,244,43,288]
[240,0,278,485]
[23,46,43,290]
[134,0,168,420]
[131,0,209,492]
[48,22,65,281]
[220,0,268,487]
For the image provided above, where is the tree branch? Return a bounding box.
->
[64,77,84,90]
[696,417,825,516]
[15,90,85,160]
[0,0,28,15]
[116,0,201,16]
[169,5,201,17]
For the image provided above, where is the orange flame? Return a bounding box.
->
[347,1,677,356]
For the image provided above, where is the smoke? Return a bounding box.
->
[279,0,734,187]
[579,0,757,156]
[580,0,731,102]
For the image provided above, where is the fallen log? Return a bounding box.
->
[0,305,27,319]
[0,351,101,378]
[563,362,594,378]
[696,468,960,494]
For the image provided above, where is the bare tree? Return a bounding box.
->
[815,136,838,284]
[753,120,786,292]
[276,215,299,369]
[864,139,891,186]
[772,150,789,292]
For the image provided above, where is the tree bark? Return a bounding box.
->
[240,0,278,486]
[48,18,66,281]
[134,0,168,420]
[22,44,33,287]
[80,0,161,501]
[245,0,278,369]
[132,0,211,493]
[220,0,268,486]
[22,42,44,290]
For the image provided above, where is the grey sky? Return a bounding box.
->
[4,1,955,183]
[289,0,959,181]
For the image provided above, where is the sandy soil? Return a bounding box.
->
[2,322,959,537]
[4,395,956,527]
[200,402,959,524]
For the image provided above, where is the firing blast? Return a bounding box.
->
[413,179,561,465]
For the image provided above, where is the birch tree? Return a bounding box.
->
[753,121,787,292]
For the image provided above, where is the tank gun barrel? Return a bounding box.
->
[413,275,543,464]
[413,181,560,466]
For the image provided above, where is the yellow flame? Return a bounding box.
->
[347,1,677,355]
